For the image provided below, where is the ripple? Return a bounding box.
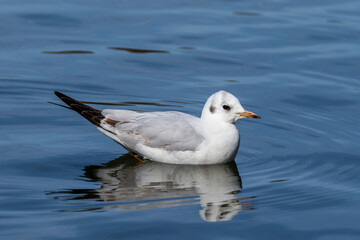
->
[42,50,94,54]
[108,47,169,54]
[233,11,262,17]
[241,152,360,212]
[327,19,343,24]
[179,46,195,50]
[269,179,289,183]
[19,13,80,27]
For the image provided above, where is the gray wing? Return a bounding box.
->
[100,110,205,152]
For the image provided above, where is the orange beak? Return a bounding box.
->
[237,110,261,119]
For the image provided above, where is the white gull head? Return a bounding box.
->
[201,90,260,124]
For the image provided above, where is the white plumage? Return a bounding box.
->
[55,90,260,165]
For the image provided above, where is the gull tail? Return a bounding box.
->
[54,91,104,127]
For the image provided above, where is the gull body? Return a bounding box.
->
[54,90,260,165]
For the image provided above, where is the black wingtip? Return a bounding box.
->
[54,90,66,99]
[53,90,104,127]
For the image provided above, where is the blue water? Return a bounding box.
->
[1,0,360,239]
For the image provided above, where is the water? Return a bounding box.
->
[1,0,360,239]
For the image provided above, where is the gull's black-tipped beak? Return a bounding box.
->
[237,110,261,119]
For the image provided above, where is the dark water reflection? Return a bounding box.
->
[43,50,94,54]
[48,155,252,222]
[108,47,169,54]
[233,12,262,17]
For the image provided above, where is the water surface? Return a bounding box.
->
[1,0,360,239]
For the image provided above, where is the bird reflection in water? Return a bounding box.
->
[49,154,255,222]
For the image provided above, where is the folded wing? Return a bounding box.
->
[101,110,205,152]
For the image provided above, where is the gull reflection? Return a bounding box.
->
[51,154,254,222]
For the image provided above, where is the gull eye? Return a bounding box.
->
[222,105,231,111]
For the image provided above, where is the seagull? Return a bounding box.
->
[54,90,260,165]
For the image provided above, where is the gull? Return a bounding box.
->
[54,90,260,165]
